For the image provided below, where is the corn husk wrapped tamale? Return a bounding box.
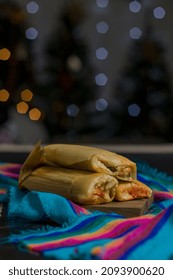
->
[19,166,118,204]
[19,142,137,183]
[114,180,152,202]
[43,144,137,181]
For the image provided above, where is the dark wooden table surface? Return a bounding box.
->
[0,204,59,260]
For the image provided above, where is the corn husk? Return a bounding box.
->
[19,166,118,205]
[19,142,137,183]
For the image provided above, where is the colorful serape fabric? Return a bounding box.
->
[1,161,173,260]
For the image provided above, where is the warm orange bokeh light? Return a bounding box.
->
[16,101,29,114]
[0,89,10,102]
[29,108,42,121]
[21,89,33,102]
[0,48,11,60]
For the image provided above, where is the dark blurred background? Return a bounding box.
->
[0,0,173,145]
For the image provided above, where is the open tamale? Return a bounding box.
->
[19,166,118,205]
[114,179,152,202]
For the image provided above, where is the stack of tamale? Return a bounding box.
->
[18,143,152,205]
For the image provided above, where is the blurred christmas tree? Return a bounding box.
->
[0,2,34,124]
[0,2,48,143]
[0,2,34,93]
[112,20,173,142]
[44,0,97,140]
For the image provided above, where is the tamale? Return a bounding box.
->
[114,180,152,202]
[19,166,118,205]
[19,142,137,182]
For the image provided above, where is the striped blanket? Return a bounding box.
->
[1,161,173,260]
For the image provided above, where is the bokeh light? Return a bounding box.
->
[96,0,109,8]
[67,104,80,117]
[129,1,141,13]
[153,7,166,19]
[29,108,42,120]
[0,48,11,60]
[95,98,108,111]
[16,101,29,114]
[0,89,10,102]
[96,47,108,60]
[67,55,82,72]
[26,1,39,14]
[96,21,109,33]
[95,73,108,86]
[25,27,38,40]
[128,103,141,117]
[21,89,33,102]
[129,27,142,39]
